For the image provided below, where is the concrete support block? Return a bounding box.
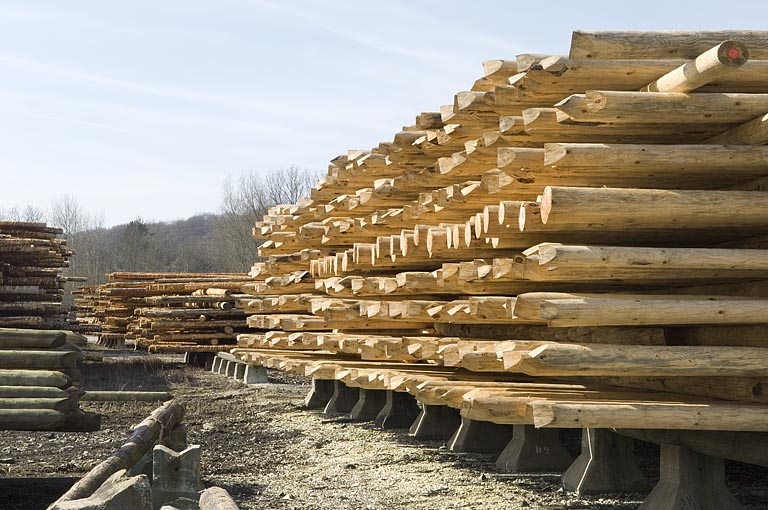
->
[224,360,237,377]
[374,391,421,430]
[447,417,514,454]
[496,425,573,473]
[152,445,203,510]
[639,444,744,510]
[304,379,335,409]
[211,356,222,373]
[409,404,461,440]
[349,388,387,421]
[243,365,268,384]
[562,428,647,495]
[233,362,246,381]
[50,470,152,510]
[323,381,359,414]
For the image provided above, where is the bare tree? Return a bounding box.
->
[216,166,320,271]
[0,204,48,222]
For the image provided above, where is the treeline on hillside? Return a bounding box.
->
[1,167,319,294]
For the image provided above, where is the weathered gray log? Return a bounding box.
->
[200,486,240,510]
[0,409,66,430]
[0,328,66,349]
[53,400,184,504]
[0,397,75,411]
[0,385,73,398]
[0,369,72,388]
[81,391,172,402]
[0,350,81,370]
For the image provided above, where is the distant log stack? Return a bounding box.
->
[0,327,99,431]
[229,30,768,451]
[0,221,74,329]
[78,272,256,351]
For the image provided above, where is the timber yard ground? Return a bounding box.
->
[1,352,768,510]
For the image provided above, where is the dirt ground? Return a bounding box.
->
[1,354,767,510]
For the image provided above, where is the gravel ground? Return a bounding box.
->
[0,354,766,509]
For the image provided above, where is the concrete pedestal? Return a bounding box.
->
[496,425,573,472]
[243,364,268,384]
[233,362,246,381]
[447,417,513,454]
[304,378,335,409]
[323,381,359,414]
[562,428,647,495]
[211,356,222,373]
[639,444,744,510]
[409,404,461,440]
[152,445,203,510]
[224,360,237,377]
[374,391,420,429]
[349,388,388,421]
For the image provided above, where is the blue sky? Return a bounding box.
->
[1,1,767,226]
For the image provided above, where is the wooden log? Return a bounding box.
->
[556,91,768,124]
[706,113,768,145]
[568,30,768,60]
[55,399,185,503]
[538,296,768,327]
[81,391,172,402]
[0,350,81,369]
[0,369,72,388]
[200,486,240,510]
[640,40,748,93]
[0,385,73,399]
[614,428,768,467]
[0,409,66,430]
[533,401,768,431]
[539,186,768,231]
[0,328,66,349]
[0,397,74,411]
[543,143,768,178]
[505,343,768,377]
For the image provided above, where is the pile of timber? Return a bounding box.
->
[0,327,99,431]
[79,272,256,351]
[71,284,102,334]
[232,30,768,437]
[0,221,74,329]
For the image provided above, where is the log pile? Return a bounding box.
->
[0,327,99,431]
[232,30,768,437]
[78,272,255,351]
[0,221,74,329]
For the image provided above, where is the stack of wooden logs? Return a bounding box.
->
[0,221,74,329]
[0,327,99,431]
[227,31,768,503]
[79,272,256,351]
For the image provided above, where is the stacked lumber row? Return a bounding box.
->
[233,31,768,432]
[0,328,99,431]
[71,284,102,333]
[76,272,256,350]
[0,221,74,329]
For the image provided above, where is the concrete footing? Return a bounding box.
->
[409,404,461,440]
[304,379,335,409]
[349,388,388,421]
[50,470,152,510]
[211,356,223,373]
[496,425,573,472]
[323,381,359,414]
[639,444,744,510]
[447,417,513,454]
[152,445,203,510]
[374,391,421,429]
[224,360,237,377]
[562,428,647,495]
[233,362,246,381]
[243,364,268,384]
